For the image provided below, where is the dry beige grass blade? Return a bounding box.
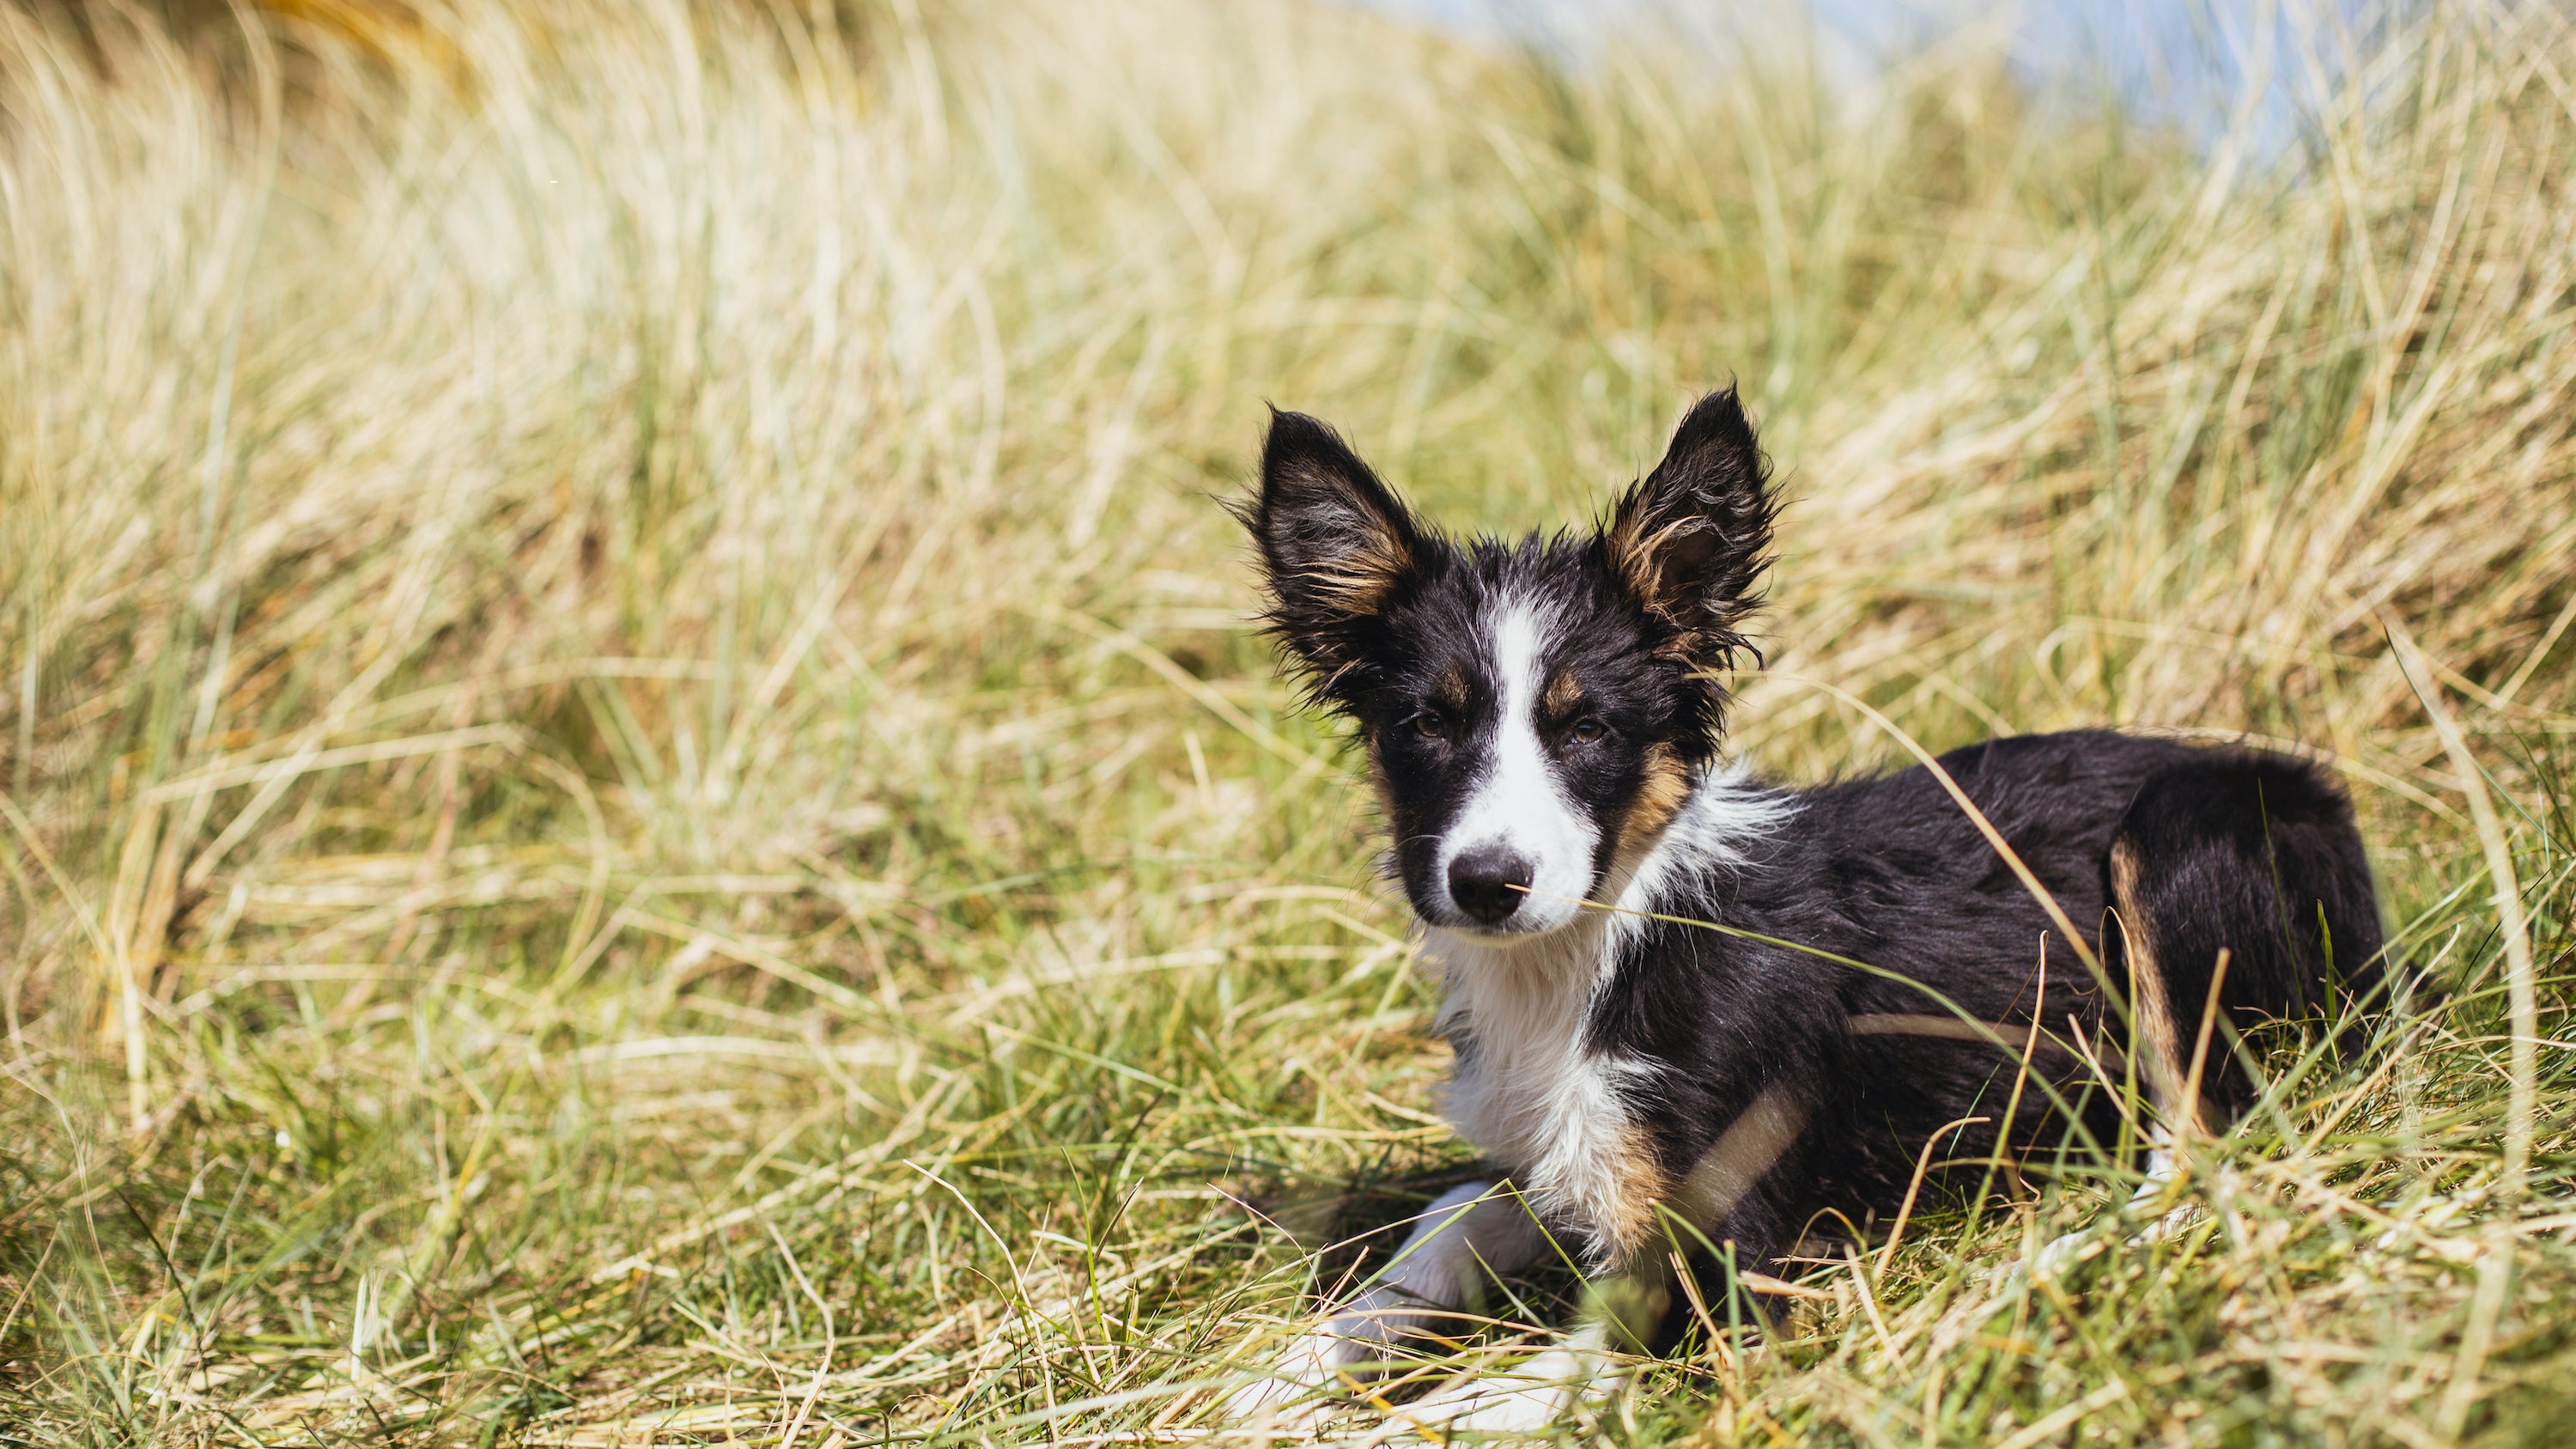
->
[2387,620,2538,1198]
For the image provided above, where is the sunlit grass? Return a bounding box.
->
[1,0,2572,1443]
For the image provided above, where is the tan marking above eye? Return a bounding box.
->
[1433,665,1470,712]
[1541,669,1584,717]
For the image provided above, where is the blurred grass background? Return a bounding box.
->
[1,0,2573,1443]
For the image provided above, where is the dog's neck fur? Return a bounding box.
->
[1422,761,1791,1257]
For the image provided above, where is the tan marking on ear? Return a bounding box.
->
[1619,552,1722,670]
[1605,509,1705,618]
[1295,543,1411,617]
[1608,499,1757,677]
[1280,484,1415,618]
[1603,503,1662,606]
[2112,838,2205,1136]
[1542,669,1585,718]
[1615,740,1692,861]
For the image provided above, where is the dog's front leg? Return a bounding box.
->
[1413,1088,1810,1436]
[1225,1179,1546,1423]
[1401,1269,1668,1437]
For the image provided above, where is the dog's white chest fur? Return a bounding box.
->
[1421,766,1790,1258]
[1431,918,1657,1255]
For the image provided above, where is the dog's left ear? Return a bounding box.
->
[1603,387,1777,670]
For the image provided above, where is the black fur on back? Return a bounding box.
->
[1607,731,2387,1302]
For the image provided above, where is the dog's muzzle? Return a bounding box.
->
[1448,844,1535,926]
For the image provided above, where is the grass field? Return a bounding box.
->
[3,0,2574,1443]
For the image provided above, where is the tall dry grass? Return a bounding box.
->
[0,0,2571,1443]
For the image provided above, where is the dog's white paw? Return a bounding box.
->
[1404,1331,1610,1439]
[2130,1198,2206,1245]
[1410,1376,1571,1437]
[2033,1225,2104,1279]
[2033,1185,2207,1280]
[1220,1327,1349,1425]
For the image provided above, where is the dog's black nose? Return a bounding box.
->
[1448,845,1535,925]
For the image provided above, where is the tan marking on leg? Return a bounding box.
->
[1592,1087,1810,1276]
[2111,837,2205,1137]
[1595,1123,1674,1269]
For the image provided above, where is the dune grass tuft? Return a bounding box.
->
[2,0,2574,1442]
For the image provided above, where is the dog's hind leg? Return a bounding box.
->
[2109,831,2197,1215]
[2111,756,2385,1132]
[2044,756,2383,1276]
[1224,1179,1548,1424]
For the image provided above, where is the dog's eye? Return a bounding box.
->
[1568,719,1607,745]
[1412,711,1448,740]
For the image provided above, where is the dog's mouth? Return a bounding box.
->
[1419,885,1594,941]
[1430,914,1547,941]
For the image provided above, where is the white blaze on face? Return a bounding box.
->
[1437,600,1600,934]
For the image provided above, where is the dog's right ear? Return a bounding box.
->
[1237,409,1424,701]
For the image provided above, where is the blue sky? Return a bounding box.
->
[1349,0,2289,137]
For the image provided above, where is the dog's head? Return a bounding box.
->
[1241,388,1777,941]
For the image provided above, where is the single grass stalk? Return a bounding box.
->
[2387,618,2537,1199]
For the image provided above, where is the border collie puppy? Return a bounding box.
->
[1225,388,2384,1430]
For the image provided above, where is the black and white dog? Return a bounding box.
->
[1225,388,2384,1430]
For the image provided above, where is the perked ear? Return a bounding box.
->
[1239,408,1425,699]
[1603,387,1778,671]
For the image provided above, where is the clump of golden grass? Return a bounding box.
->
[1,0,2571,1442]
